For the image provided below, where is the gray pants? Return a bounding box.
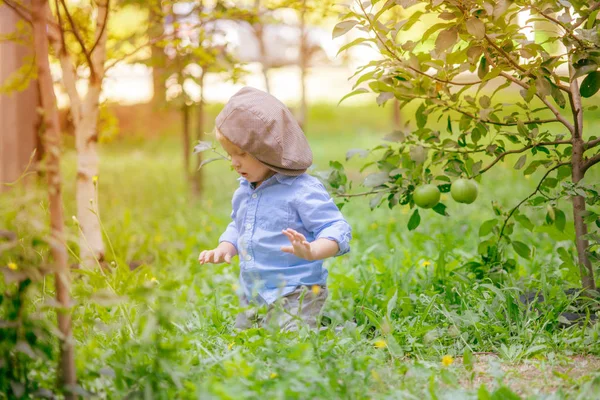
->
[234,286,328,332]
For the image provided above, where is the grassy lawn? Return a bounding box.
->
[1,102,600,398]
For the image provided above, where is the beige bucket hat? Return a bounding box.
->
[215,87,313,176]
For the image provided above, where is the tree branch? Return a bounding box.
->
[445,103,560,127]
[482,47,575,133]
[572,2,600,30]
[498,161,569,241]
[103,32,171,73]
[336,188,393,198]
[585,138,600,150]
[59,0,95,78]
[582,152,600,174]
[357,2,481,87]
[54,0,66,50]
[3,0,32,24]
[476,140,570,177]
[89,0,110,55]
[395,92,561,127]
[4,0,62,41]
[484,35,529,75]
[531,5,587,49]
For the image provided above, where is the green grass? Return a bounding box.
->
[1,103,600,399]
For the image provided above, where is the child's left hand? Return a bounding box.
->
[281,228,314,261]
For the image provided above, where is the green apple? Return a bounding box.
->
[450,179,478,204]
[413,184,441,209]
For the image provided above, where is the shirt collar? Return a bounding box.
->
[237,173,299,187]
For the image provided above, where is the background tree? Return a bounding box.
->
[31,0,76,395]
[50,0,110,266]
[334,0,600,291]
[290,0,338,130]
[0,4,41,192]
[162,0,246,195]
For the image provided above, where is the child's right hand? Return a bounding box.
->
[198,242,237,264]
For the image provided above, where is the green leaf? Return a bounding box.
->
[587,9,599,29]
[463,348,474,373]
[386,290,398,321]
[466,18,485,39]
[580,71,600,98]
[479,219,498,237]
[512,241,531,259]
[435,27,458,54]
[477,56,488,80]
[478,384,492,400]
[523,160,542,175]
[333,20,359,39]
[573,61,598,80]
[408,209,421,231]
[337,38,372,56]
[555,209,566,232]
[515,214,534,231]
[364,172,389,187]
[193,141,213,153]
[346,149,369,160]
[491,386,521,400]
[338,88,369,105]
[514,154,527,170]
[198,157,224,169]
[446,116,453,134]
[432,202,448,216]
[416,103,428,129]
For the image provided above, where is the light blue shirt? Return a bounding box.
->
[219,173,352,305]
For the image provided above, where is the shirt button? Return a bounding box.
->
[245,254,252,261]
[252,193,257,199]
[246,223,252,229]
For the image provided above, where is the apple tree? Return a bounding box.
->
[332,0,600,291]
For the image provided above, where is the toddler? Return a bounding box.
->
[198,87,352,331]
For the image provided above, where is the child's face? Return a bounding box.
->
[218,132,273,185]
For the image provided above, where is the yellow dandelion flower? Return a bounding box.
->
[8,262,18,270]
[370,222,378,230]
[374,340,387,348]
[442,355,454,366]
[422,261,431,267]
[92,175,98,183]
[150,277,159,284]
[228,342,234,350]
[270,372,278,379]
[311,285,321,295]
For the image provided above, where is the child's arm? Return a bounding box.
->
[281,228,338,261]
[282,182,352,261]
[199,199,240,265]
[198,241,238,264]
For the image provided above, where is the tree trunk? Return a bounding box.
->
[149,3,166,106]
[32,1,76,396]
[569,63,596,291]
[192,71,205,196]
[183,104,191,181]
[298,0,308,130]
[74,1,109,266]
[253,0,270,93]
[0,4,41,192]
